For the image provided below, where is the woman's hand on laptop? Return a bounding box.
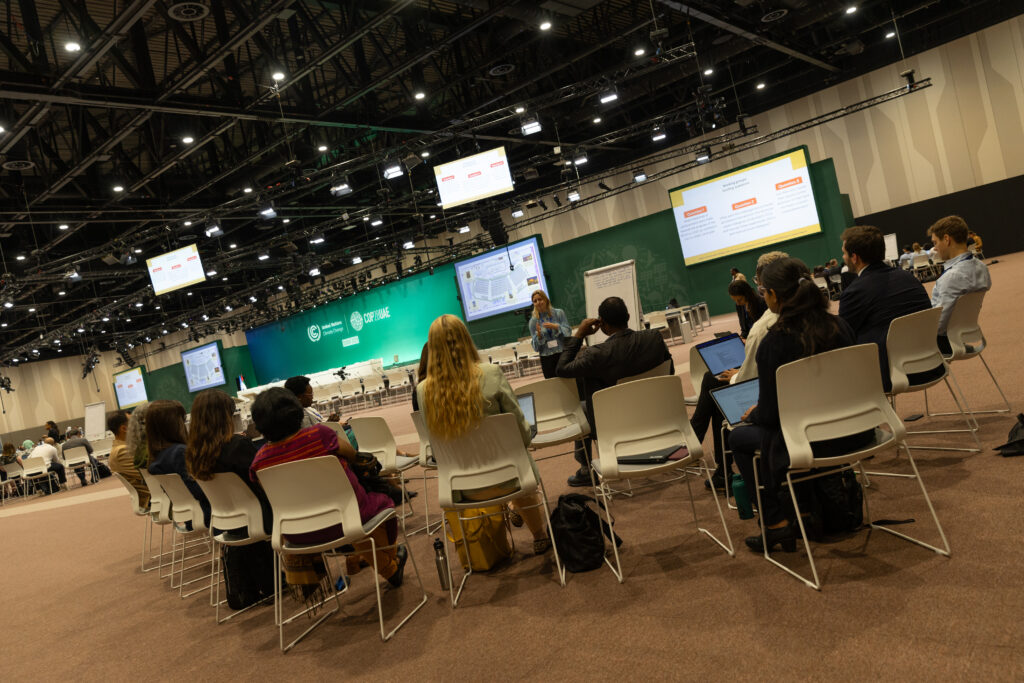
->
[741,404,757,422]
[716,368,739,382]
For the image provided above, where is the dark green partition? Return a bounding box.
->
[143,345,257,412]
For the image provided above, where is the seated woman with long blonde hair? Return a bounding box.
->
[416,314,551,554]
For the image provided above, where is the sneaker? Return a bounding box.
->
[567,467,592,487]
[387,545,409,588]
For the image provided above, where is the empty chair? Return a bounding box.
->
[339,378,365,411]
[591,375,733,583]
[767,344,949,590]
[257,456,428,651]
[911,253,933,280]
[514,340,541,376]
[514,377,591,462]
[383,369,412,404]
[645,310,673,344]
[348,417,420,526]
[362,375,386,407]
[488,346,519,377]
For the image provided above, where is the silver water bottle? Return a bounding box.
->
[433,537,450,590]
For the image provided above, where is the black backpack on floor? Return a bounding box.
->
[549,493,622,573]
[811,469,864,534]
[221,540,275,609]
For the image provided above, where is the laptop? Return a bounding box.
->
[709,378,760,427]
[696,332,746,376]
[517,393,538,440]
[617,445,689,465]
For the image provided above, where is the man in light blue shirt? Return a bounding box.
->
[928,215,991,354]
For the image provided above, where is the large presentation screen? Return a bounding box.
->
[181,341,227,393]
[113,366,148,409]
[434,146,514,209]
[669,147,821,266]
[454,236,548,322]
[147,243,207,296]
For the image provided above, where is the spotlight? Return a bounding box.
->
[58,224,69,230]
[249,295,258,303]
[552,194,562,207]
[229,243,237,249]
[845,5,857,14]
[282,218,290,223]
[593,117,602,124]
[885,31,896,39]
[696,148,711,164]
[308,234,325,245]
[598,182,612,192]
[514,105,525,114]
[257,252,270,261]
[756,82,766,90]
[651,126,666,142]
[317,144,328,152]
[15,255,25,261]
[633,169,647,183]
[420,150,430,158]
[537,199,548,211]
[113,185,124,192]
[205,223,223,238]
[308,267,321,277]
[403,241,415,250]
[521,116,542,136]
[182,136,194,144]
[567,189,581,202]
[206,269,217,276]
[184,220,192,226]
[511,207,524,218]
[352,256,362,265]
[65,41,81,52]
[272,71,285,81]
[58,290,66,296]
[458,225,471,234]
[900,69,916,87]
[382,161,404,179]
[259,205,277,219]
[329,178,352,196]
[634,47,645,56]
[599,89,619,104]
[573,150,589,166]
[243,187,253,193]
[370,214,384,227]
[539,20,552,31]
[704,67,713,76]
[414,91,426,100]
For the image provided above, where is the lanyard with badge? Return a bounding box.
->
[540,312,560,350]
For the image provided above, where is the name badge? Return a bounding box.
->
[546,339,559,349]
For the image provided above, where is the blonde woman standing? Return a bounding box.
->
[417,314,552,554]
[528,290,571,379]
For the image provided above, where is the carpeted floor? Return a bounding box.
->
[4,253,1023,680]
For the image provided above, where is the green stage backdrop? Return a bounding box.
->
[245,266,462,384]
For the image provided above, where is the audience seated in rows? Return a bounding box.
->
[62,427,101,487]
[107,410,150,510]
[556,296,673,486]
[728,279,767,340]
[146,400,211,528]
[928,215,991,354]
[417,314,552,553]
[729,257,875,553]
[690,250,787,491]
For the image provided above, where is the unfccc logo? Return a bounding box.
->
[307,324,322,342]
[349,311,364,332]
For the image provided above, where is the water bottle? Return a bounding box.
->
[731,473,754,519]
[433,537,450,590]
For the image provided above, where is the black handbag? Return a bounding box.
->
[549,493,622,573]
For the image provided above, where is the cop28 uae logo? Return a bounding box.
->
[349,311,364,332]
[307,324,321,342]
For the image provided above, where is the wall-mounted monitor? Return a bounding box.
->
[181,341,227,393]
[668,146,822,266]
[113,366,148,409]
[434,146,515,209]
[146,243,206,296]
[454,236,548,322]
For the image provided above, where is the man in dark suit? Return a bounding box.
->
[838,225,932,392]
[557,296,673,485]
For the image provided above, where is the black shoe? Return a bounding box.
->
[567,467,592,487]
[744,523,797,553]
[704,470,729,494]
[387,545,408,587]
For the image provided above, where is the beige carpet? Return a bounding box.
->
[4,253,1023,680]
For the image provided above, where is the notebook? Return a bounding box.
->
[616,445,689,465]
[696,332,746,376]
[709,378,760,427]
[517,393,538,440]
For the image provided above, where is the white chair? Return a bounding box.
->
[911,253,933,280]
[514,377,591,462]
[428,413,565,606]
[686,345,710,406]
[112,472,159,573]
[339,378,365,411]
[61,446,96,488]
[2,462,24,503]
[151,473,215,599]
[383,369,412,404]
[488,346,519,378]
[195,473,273,623]
[886,307,980,454]
[257,456,428,651]
[348,417,420,527]
[409,411,442,535]
[591,376,734,583]
[644,310,673,344]
[928,290,1010,417]
[362,375,386,407]
[617,358,672,384]
[139,469,178,579]
[20,456,59,495]
[514,340,541,376]
[767,344,949,590]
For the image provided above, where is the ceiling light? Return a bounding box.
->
[58,290,66,296]
[403,241,415,249]
[133,247,142,254]
[181,322,189,328]
[77,327,84,332]
[429,214,436,219]
[370,214,384,227]
[414,91,426,100]
[15,255,25,261]
[599,89,619,104]
[567,189,581,202]
[651,126,666,142]
[309,234,325,244]
[514,105,525,114]
[696,148,711,164]
[592,117,602,124]
[112,185,124,192]
[282,218,290,223]
[511,207,524,218]
[65,41,81,52]
[206,269,217,276]
[229,243,237,249]
[634,48,645,56]
[205,223,223,237]
[573,151,589,166]
[756,82,766,90]
[885,31,896,38]
[58,223,69,230]
[308,267,321,277]
[420,150,430,158]
[330,178,352,196]
[29,307,36,312]
[243,187,252,193]
[135,302,143,307]
[224,305,233,311]
[521,116,542,135]
[272,71,285,81]
[202,314,209,320]
[539,21,552,31]
[0,125,4,133]
[633,169,647,183]
[704,67,714,76]
[184,220,192,226]
[352,256,362,265]
[102,316,109,322]
[846,5,857,14]
[257,253,270,261]
[458,225,471,234]
[383,161,403,179]
[259,205,277,219]
[182,136,194,144]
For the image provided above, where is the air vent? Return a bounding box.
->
[168,2,210,22]
[2,160,35,171]
[488,64,515,77]
[761,9,789,23]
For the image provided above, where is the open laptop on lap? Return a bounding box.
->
[696,333,746,376]
[709,378,760,427]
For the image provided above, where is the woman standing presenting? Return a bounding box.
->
[529,290,572,379]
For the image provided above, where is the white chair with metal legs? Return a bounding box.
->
[1,462,25,504]
[686,345,710,406]
[112,472,160,573]
[428,413,566,607]
[61,446,97,488]
[514,377,591,463]
[151,473,215,599]
[140,469,177,578]
[929,290,1010,417]
[20,456,60,495]
[410,411,442,535]
[349,416,420,526]
[257,456,428,652]
[590,376,734,583]
[886,307,980,455]
[195,473,274,623]
[763,344,950,591]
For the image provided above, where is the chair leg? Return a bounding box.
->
[905,376,981,453]
[591,477,624,583]
[928,355,1011,417]
[695,458,734,556]
[447,513,475,607]
[275,551,342,653]
[869,444,951,557]
[537,480,566,586]
[369,530,429,641]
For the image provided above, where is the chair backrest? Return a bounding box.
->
[777,344,903,470]
[256,455,363,552]
[348,416,398,470]
[514,376,590,436]
[384,369,410,387]
[151,473,207,532]
[490,346,516,364]
[514,340,535,359]
[645,310,667,326]
[617,358,672,384]
[195,473,269,542]
[20,456,48,476]
[426,413,539,509]
[912,253,931,268]
[885,307,946,394]
[62,445,90,466]
[3,461,24,478]
[112,472,146,515]
[592,376,700,480]
[688,345,710,397]
[944,290,987,359]
[410,411,433,466]
[363,375,385,393]
[340,378,363,396]
[321,421,348,441]
[140,469,173,523]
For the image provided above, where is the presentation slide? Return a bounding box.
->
[454,237,548,322]
[147,243,207,296]
[669,147,821,266]
[434,146,515,209]
[181,341,226,393]
[113,366,148,409]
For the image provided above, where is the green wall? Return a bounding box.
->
[144,345,257,412]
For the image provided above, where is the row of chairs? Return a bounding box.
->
[1,441,105,503]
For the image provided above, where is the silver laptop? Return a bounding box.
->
[709,378,760,427]
[517,393,538,440]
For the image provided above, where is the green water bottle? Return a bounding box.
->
[731,473,754,519]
